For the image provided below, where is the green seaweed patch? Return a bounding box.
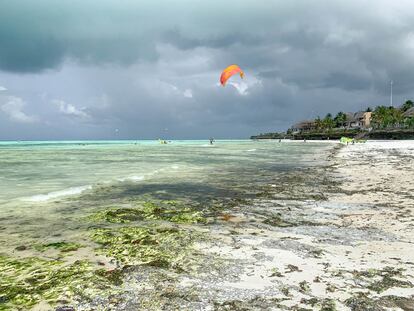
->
[269,267,283,277]
[90,225,197,269]
[352,266,413,293]
[87,208,144,223]
[34,242,83,253]
[320,299,336,311]
[309,249,324,258]
[299,281,311,294]
[0,255,121,310]
[368,275,412,293]
[142,201,206,224]
[263,215,293,227]
[300,297,319,307]
[346,293,414,310]
[87,201,206,224]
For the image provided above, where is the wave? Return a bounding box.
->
[247,149,257,152]
[22,185,92,202]
[117,175,145,182]
[21,165,181,203]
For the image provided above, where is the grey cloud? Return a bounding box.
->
[1,1,414,139]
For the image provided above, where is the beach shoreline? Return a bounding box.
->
[1,140,413,310]
[175,140,414,310]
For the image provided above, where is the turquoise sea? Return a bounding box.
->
[0,140,331,251]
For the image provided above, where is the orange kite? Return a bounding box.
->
[220,64,244,86]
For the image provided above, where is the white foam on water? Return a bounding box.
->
[247,149,257,152]
[117,175,145,182]
[22,185,92,202]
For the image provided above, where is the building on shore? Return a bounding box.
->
[345,111,372,129]
[291,120,317,133]
[404,107,414,118]
[291,111,372,133]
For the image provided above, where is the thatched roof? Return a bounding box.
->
[404,107,414,117]
[291,120,316,129]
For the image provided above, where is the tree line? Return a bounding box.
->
[312,100,414,130]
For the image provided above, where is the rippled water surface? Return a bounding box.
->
[0,140,331,251]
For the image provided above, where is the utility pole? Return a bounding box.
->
[390,80,393,107]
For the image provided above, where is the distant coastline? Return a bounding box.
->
[252,100,414,140]
[251,128,414,140]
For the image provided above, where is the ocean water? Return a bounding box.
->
[0,140,332,253]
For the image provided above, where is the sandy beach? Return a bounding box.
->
[126,140,413,311]
[192,140,414,310]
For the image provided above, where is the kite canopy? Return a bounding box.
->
[220,65,244,86]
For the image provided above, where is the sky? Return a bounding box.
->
[1,0,414,140]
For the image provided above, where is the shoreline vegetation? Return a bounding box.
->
[251,100,414,140]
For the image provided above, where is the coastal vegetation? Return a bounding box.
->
[251,100,414,140]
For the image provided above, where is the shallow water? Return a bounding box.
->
[0,140,331,251]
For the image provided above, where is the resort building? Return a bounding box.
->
[291,120,317,133]
[404,107,414,118]
[345,111,372,129]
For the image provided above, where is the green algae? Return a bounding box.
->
[345,292,383,311]
[34,241,83,253]
[309,249,324,258]
[281,286,291,297]
[213,297,288,311]
[263,215,293,227]
[90,225,198,269]
[299,281,311,294]
[87,201,206,224]
[87,207,144,223]
[300,297,319,307]
[286,264,301,273]
[0,255,121,310]
[368,275,413,293]
[352,267,413,293]
[320,299,336,311]
[269,267,283,277]
[325,283,337,292]
[346,293,414,311]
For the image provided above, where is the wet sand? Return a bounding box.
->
[124,141,414,311]
[199,141,414,310]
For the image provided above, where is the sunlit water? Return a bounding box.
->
[0,140,333,252]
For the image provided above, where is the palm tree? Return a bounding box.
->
[405,117,414,128]
[334,112,347,128]
[323,113,335,130]
[372,106,388,128]
[390,108,404,128]
[314,116,324,130]
[401,100,414,112]
[372,106,404,128]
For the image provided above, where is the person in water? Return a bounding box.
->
[209,138,215,145]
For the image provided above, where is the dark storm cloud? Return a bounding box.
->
[1,0,414,139]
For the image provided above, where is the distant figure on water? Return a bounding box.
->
[209,138,215,145]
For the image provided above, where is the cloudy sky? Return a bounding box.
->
[1,0,414,140]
